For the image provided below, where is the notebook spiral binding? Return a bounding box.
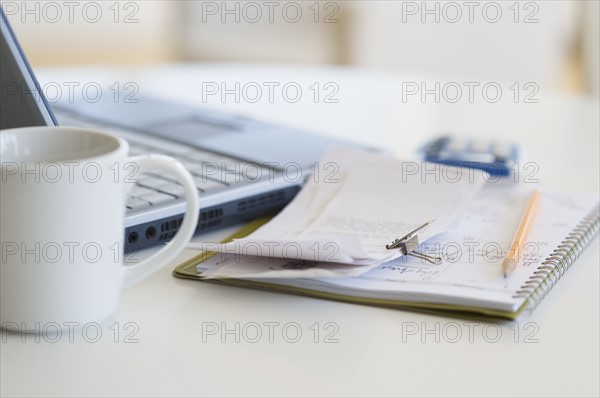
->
[513,205,600,311]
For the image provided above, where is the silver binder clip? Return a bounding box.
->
[386,219,443,265]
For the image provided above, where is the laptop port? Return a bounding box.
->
[128,231,139,244]
[145,227,157,240]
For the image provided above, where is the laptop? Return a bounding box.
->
[0,9,362,252]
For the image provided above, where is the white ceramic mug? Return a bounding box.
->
[0,126,199,332]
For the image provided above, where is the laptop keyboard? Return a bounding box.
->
[53,109,273,213]
[124,137,256,212]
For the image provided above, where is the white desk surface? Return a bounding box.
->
[2,64,599,397]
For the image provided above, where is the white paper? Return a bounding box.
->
[190,146,487,278]
[312,187,600,311]
[197,187,599,312]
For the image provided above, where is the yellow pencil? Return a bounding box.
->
[503,190,541,278]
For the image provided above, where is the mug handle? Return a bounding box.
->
[121,154,200,288]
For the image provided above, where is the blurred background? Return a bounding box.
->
[3,0,599,95]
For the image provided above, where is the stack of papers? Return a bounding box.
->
[189,147,486,278]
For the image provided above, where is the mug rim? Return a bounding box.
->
[0,126,129,165]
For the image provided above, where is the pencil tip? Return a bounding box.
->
[502,258,517,278]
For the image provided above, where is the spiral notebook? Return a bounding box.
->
[174,186,599,319]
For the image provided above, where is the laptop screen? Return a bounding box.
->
[1,9,57,129]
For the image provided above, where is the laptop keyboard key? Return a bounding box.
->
[130,185,156,197]
[179,160,206,172]
[156,183,188,197]
[193,176,227,193]
[137,175,172,187]
[138,192,176,206]
[126,197,151,211]
[222,173,250,185]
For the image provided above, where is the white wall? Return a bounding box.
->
[179,1,583,91]
[181,1,345,64]
[345,1,579,89]
[2,0,179,65]
[2,0,596,94]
